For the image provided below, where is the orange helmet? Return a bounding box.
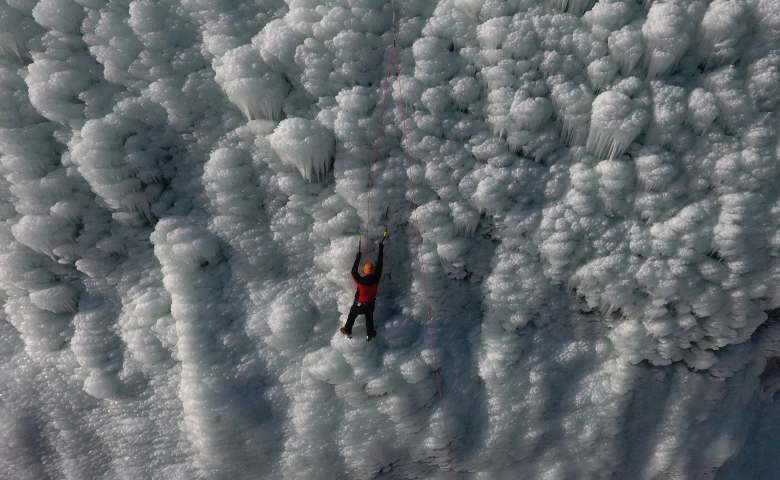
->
[363,262,375,275]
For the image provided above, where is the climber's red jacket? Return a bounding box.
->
[351,243,384,303]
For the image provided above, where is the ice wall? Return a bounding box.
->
[0,0,779,478]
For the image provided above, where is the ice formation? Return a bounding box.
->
[270,117,335,182]
[586,84,649,159]
[0,0,779,478]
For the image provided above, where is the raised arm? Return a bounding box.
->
[375,242,384,278]
[351,250,362,280]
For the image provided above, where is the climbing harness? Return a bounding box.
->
[362,1,457,476]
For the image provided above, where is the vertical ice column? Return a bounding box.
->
[151,218,235,467]
[71,300,123,400]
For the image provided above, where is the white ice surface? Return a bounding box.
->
[0,0,779,479]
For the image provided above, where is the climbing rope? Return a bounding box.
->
[363,1,457,476]
[365,36,395,252]
[391,34,457,480]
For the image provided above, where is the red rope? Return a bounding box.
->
[389,33,457,480]
[365,41,395,251]
[364,7,456,476]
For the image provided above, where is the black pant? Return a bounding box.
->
[344,301,376,336]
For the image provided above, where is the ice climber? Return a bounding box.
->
[340,230,386,342]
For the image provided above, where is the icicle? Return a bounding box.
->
[549,0,597,16]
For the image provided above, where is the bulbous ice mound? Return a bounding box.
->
[1,0,780,478]
[642,2,692,79]
[586,90,649,159]
[270,117,335,182]
[215,45,290,121]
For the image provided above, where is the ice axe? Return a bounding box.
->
[358,225,387,252]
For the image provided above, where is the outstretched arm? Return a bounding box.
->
[375,242,384,278]
[351,250,362,279]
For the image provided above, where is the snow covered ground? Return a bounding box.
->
[0,0,779,478]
